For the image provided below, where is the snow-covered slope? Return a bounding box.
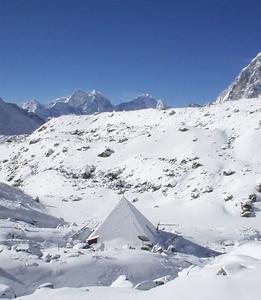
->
[0,182,62,228]
[17,242,261,300]
[0,98,43,135]
[217,52,261,103]
[1,98,261,299]
[1,98,260,240]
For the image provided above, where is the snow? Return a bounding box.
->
[0,182,62,228]
[0,95,261,299]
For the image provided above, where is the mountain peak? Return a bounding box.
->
[90,89,100,96]
[216,51,261,103]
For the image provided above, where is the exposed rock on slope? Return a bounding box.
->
[217,52,261,102]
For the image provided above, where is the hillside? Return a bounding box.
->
[0,97,261,298]
[0,98,260,239]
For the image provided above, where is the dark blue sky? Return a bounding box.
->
[0,0,260,106]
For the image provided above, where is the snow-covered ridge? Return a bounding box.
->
[21,91,168,120]
[217,51,261,103]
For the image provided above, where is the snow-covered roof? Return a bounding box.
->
[87,197,158,246]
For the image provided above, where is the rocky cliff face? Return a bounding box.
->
[217,52,261,103]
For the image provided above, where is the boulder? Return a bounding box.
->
[98,148,114,158]
[82,165,96,179]
[168,110,176,116]
[256,183,261,193]
[45,148,54,157]
[223,170,235,176]
[178,127,189,132]
[192,161,203,169]
[249,193,258,203]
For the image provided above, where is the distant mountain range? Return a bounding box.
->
[21,91,168,121]
[1,51,260,136]
[0,98,44,135]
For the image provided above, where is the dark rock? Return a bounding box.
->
[98,148,114,157]
[82,165,96,179]
[178,127,189,132]
[168,110,176,116]
[216,267,227,276]
[223,170,235,176]
[249,193,258,203]
[241,211,253,218]
[192,162,203,169]
[256,183,261,193]
[29,138,40,144]
[45,149,54,157]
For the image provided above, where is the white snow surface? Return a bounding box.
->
[0,97,261,299]
[16,242,261,300]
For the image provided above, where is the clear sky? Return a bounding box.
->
[0,0,261,106]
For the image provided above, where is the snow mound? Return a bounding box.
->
[0,182,62,228]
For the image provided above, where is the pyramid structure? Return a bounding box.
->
[87,197,158,246]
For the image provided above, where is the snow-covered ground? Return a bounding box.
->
[16,242,261,300]
[0,97,261,299]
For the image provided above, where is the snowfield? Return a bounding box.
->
[0,97,261,299]
[16,243,261,300]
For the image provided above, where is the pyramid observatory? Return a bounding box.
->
[87,197,159,246]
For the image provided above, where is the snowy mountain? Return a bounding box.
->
[21,100,52,120]
[0,98,44,135]
[47,97,81,117]
[67,89,114,114]
[217,52,261,102]
[21,91,167,120]
[115,94,166,111]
